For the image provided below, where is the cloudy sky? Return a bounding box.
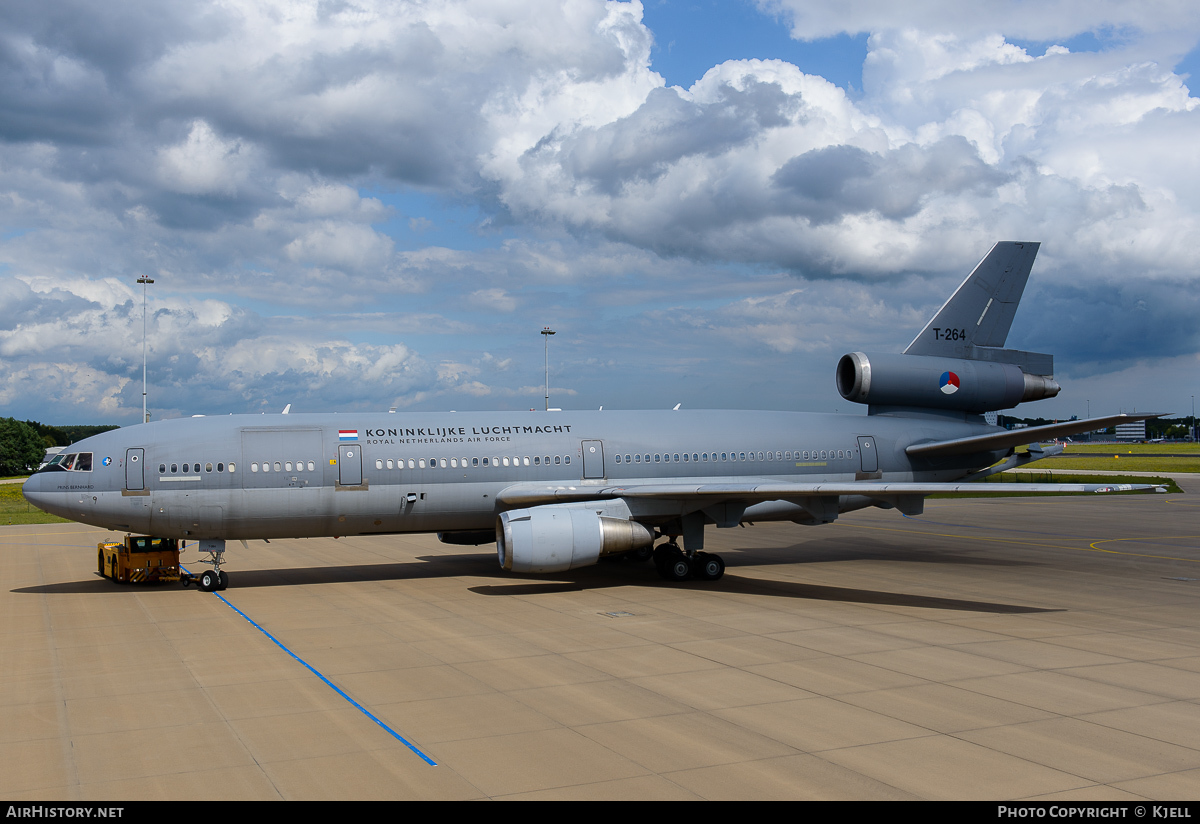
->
[2,0,1198,425]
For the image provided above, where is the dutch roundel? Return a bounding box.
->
[939,371,960,395]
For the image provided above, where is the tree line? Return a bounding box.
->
[0,418,119,476]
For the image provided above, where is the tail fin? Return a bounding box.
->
[905,242,1038,354]
[903,241,1052,375]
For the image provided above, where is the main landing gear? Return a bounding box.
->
[652,542,725,582]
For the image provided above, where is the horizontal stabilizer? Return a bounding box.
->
[905,241,1040,357]
[496,477,1163,508]
[906,413,1164,458]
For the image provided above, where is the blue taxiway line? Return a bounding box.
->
[183,567,437,766]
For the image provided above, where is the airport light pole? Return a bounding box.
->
[137,276,154,423]
[541,327,555,411]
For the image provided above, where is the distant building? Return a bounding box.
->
[1115,421,1146,441]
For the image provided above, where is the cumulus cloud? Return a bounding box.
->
[1,0,1198,421]
[760,0,1200,41]
[157,120,255,196]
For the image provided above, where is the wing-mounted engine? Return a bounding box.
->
[836,351,1059,413]
[497,500,654,574]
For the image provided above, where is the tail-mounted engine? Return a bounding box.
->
[836,351,1059,413]
[497,500,654,574]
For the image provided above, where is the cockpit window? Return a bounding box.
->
[50,453,93,471]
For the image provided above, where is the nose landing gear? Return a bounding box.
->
[180,539,229,591]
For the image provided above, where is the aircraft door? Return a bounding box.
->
[582,440,605,479]
[339,444,363,486]
[125,448,144,490]
[857,436,878,473]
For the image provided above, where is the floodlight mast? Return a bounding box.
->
[137,277,154,423]
[541,327,555,411]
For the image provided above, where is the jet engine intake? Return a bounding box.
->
[497,502,655,574]
[836,351,1059,412]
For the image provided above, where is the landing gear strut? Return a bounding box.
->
[182,539,229,592]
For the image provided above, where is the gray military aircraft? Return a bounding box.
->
[23,241,1160,591]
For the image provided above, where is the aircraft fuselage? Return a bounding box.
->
[22,408,999,541]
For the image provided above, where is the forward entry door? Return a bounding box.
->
[125,448,144,491]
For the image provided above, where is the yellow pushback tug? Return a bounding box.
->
[97,536,182,584]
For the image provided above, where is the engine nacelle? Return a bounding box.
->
[836,351,1059,412]
[497,501,655,574]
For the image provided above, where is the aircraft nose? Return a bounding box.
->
[21,473,51,511]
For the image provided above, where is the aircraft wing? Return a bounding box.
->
[495,478,1164,507]
[906,413,1164,458]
